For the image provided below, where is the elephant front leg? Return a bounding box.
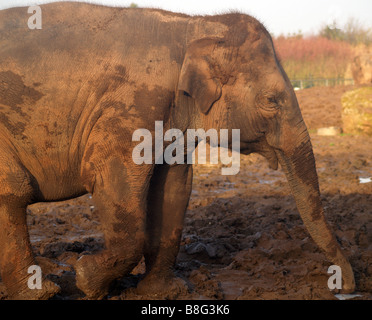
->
[137,164,193,297]
[76,157,153,299]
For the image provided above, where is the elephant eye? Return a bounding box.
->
[267,96,277,105]
[256,94,280,112]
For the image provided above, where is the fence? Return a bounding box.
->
[290,78,355,90]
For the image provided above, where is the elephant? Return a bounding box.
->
[0,2,355,299]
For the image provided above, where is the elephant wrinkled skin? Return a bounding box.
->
[0,2,355,299]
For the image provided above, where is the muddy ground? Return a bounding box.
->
[0,85,371,300]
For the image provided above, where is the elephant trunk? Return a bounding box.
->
[275,133,355,292]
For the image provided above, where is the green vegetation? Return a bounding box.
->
[320,18,372,46]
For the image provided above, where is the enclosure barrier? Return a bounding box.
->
[291,78,355,90]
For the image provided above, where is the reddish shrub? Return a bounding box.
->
[273,36,353,79]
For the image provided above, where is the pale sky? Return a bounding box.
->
[1,0,372,36]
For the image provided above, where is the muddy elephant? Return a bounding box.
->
[0,2,355,299]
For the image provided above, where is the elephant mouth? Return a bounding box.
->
[261,149,278,170]
[240,138,279,170]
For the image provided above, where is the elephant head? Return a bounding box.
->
[174,15,355,292]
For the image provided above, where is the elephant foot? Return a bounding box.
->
[75,254,115,299]
[341,270,356,294]
[335,257,356,294]
[75,253,135,299]
[135,271,189,299]
[9,278,60,300]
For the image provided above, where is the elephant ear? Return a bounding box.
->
[177,38,223,114]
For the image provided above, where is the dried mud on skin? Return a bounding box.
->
[0,86,371,300]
